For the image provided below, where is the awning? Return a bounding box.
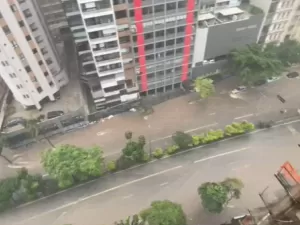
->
[218,7,244,16]
[198,13,215,21]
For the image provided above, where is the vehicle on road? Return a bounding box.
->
[4,117,25,128]
[231,86,247,94]
[286,72,299,78]
[47,110,64,119]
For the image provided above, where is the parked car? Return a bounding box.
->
[231,86,247,94]
[47,110,64,119]
[286,72,299,78]
[4,117,25,128]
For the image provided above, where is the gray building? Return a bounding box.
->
[192,2,264,78]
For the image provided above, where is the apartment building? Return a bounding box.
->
[0,0,69,110]
[192,0,264,77]
[252,0,300,43]
[33,0,69,44]
[62,0,197,110]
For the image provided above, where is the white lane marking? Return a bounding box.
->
[51,211,67,225]
[123,194,133,199]
[13,165,183,225]
[234,114,254,120]
[160,182,168,186]
[151,123,218,143]
[287,125,298,135]
[194,148,249,164]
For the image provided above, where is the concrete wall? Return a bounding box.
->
[192,60,228,78]
[204,14,264,59]
[193,28,209,67]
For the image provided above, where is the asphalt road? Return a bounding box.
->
[2,120,300,225]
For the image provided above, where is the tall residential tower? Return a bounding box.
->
[0,0,69,110]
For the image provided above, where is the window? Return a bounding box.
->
[41,48,48,55]
[3,61,9,66]
[23,9,32,18]
[9,73,17,78]
[38,60,43,65]
[18,0,26,3]
[32,48,37,54]
[35,35,43,43]
[23,94,29,99]
[11,41,18,48]
[25,65,31,72]
[37,87,43,93]
[25,35,32,41]
[46,58,53,65]
[18,20,25,27]
[16,84,23,89]
[44,71,49,76]
[167,2,176,10]
[1,62,5,66]
[10,4,17,12]
[2,25,11,35]
[29,23,38,32]
[19,53,25,61]
[49,81,54,86]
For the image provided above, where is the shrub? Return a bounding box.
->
[140,200,187,225]
[107,161,116,172]
[122,141,145,163]
[142,153,150,162]
[256,121,273,129]
[152,148,164,159]
[203,130,224,143]
[172,131,193,149]
[240,121,255,132]
[116,155,136,170]
[166,145,179,155]
[192,135,202,146]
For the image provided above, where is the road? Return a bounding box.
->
[1,120,300,225]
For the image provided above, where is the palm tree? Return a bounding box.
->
[0,134,12,164]
[24,119,55,148]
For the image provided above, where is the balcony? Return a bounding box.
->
[81,5,113,19]
[114,3,128,11]
[93,47,119,56]
[90,35,118,45]
[98,67,123,77]
[91,89,104,99]
[96,58,121,67]
[118,29,131,37]
[86,23,115,33]
[116,17,129,25]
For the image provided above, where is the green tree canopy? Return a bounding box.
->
[41,145,104,188]
[140,200,187,225]
[230,44,284,86]
[194,78,215,99]
[269,40,300,66]
[198,177,244,213]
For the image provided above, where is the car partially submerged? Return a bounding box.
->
[231,86,247,94]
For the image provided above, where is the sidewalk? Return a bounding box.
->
[1,74,300,178]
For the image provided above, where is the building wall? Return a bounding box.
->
[204,14,264,59]
[0,0,68,109]
[192,59,227,78]
[192,28,208,67]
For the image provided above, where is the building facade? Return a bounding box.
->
[62,0,267,111]
[192,0,264,77]
[62,0,197,110]
[0,0,69,110]
[252,0,300,43]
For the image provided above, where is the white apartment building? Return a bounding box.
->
[0,0,69,110]
[252,0,300,43]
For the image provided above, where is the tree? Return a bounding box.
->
[230,44,284,86]
[272,40,300,66]
[172,131,192,149]
[0,134,12,164]
[24,119,54,148]
[125,131,133,141]
[194,78,215,99]
[41,145,104,188]
[198,177,244,213]
[116,215,145,225]
[140,200,187,225]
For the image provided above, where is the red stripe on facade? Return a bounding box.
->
[133,0,148,92]
[181,0,195,81]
